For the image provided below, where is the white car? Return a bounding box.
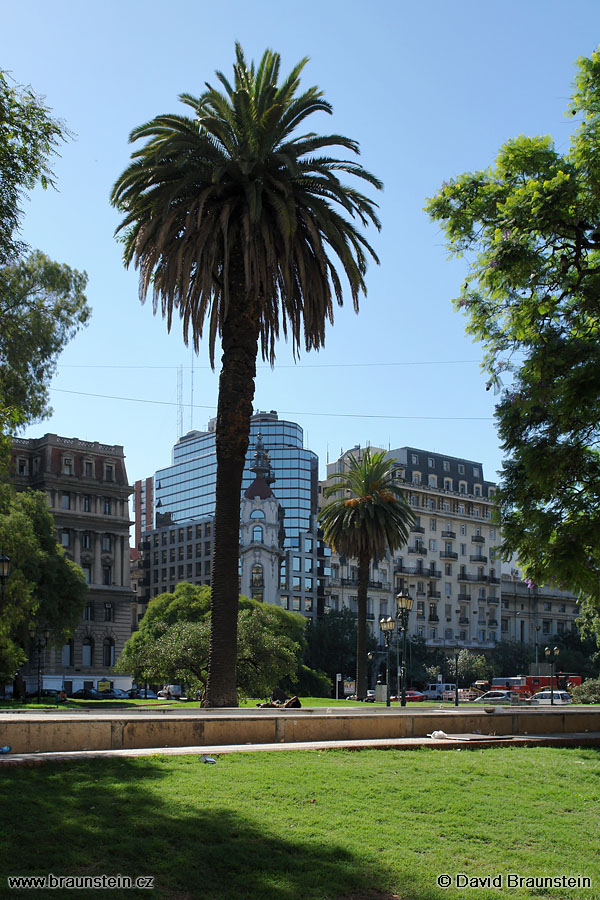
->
[531,690,572,705]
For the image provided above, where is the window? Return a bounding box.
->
[103,566,112,586]
[187,545,193,559]
[250,509,265,519]
[205,523,211,536]
[411,454,419,464]
[460,543,466,557]
[429,518,436,531]
[473,467,480,478]
[542,620,551,634]
[417,581,425,594]
[178,547,184,561]
[101,535,111,552]
[104,603,114,622]
[187,526,193,541]
[61,493,71,510]
[458,504,465,515]
[61,641,74,666]
[458,464,465,474]
[429,628,437,640]
[252,564,263,587]
[84,603,94,621]
[429,539,437,551]
[252,525,264,544]
[17,458,28,476]
[103,498,111,515]
[305,598,313,612]
[104,464,114,482]
[428,457,435,468]
[82,495,91,512]
[444,479,452,490]
[460,524,467,535]
[292,597,301,611]
[169,548,175,563]
[459,482,467,494]
[61,457,73,476]
[443,460,450,472]
[161,533,167,545]
[82,565,91,585]
[103,637,115,667]
[445,583,452,597]
[445,628,453,640]
[412,472,421,484]
[416,601,425,618]
[490,528,496,540]
[543,601,552,611]
[501,618,509,633]
[445,563,452,576]
[204,560,211,575]
[84,460,94,477]
[82,637,94,666]
[428,474,437,487]
[60,530,70,547]
[474,486,481,497]
[204,542,211,556]
[169,531,176,544]
[280,595,289,609]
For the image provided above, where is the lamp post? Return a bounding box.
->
[545,646,560,706]
[0,550,10,606]
[396,589,414,707]
[28,624,50,705]
[380,616,395,708]
[454,650,460,707]
[535,625,541,675]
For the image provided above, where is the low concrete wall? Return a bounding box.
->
[1,707,599,754]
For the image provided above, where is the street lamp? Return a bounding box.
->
[380,616,395,708]
[0,550,10,605]
[545,646,560,706]
[535,625,541,675]
[396,589,414,707]
[28,624,50,705]
[454,650,460,707]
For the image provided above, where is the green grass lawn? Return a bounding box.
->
[0,746,598,900]
[0,696,459,712]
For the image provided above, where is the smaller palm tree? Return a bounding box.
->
[319,448,415,699]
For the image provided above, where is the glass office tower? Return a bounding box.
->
[153,411,318,548]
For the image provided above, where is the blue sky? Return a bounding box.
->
[4,1,600,486]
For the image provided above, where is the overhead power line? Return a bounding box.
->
[51,387,494,422]
[56,358,482,371]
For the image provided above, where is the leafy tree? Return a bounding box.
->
[319,449,415,699]
[111,44,381,706]
[0,251,90,426]
[426,48,600,607]
[304,607,377,687]
[456,649,489,686]
[0,487,87,681]
[116,585,304,699]
[0,70,67,264]
[487,640,534,679]
[545,628,600,679]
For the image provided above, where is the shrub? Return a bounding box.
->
[571,679,600,704]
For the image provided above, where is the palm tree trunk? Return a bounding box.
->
[356,548,370,700]
[205,273,259,707]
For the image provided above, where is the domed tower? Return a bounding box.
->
[239,434,284,604]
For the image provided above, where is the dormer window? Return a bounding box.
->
[63,457,73,476]
[104,463,114,482]
[84,460,94,477]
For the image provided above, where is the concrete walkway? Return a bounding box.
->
[1,731,599,768]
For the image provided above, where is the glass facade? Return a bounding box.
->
[153,411,318,548]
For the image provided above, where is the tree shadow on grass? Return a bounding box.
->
[0,757,423,900]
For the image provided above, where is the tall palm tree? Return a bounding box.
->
[319,449,415,700]
[111,44,382,706]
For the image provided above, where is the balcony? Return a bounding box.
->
[408,546,427,556]
[439,550,458,560]
[487,597,499,605]
[459,617,470,625]
[426,568,442,579]
[427,590,441,599]
[410,524,425,534]
[428,614,440,623]
[457,593,471,602]
[470,555,488,564]
[488,619,498,627]
[471,534,485,544]
[441,530,456,539]
[457,572,473,582]
[488,576,501,585]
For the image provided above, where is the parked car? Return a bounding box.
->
[25,689,59,701]
[531,690,572,705]
[404,690,427,702]
[470,690,520,704]
[157,685,185,700]
[364,690,376,702]
[131,688,159,700]
[70,688,103,700]
[108,688,130,699]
